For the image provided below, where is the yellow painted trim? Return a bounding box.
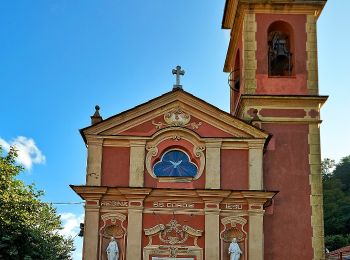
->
[306,14,319,95]
[205,141,222,189]
[308,123,325,260]
[129,140,146,187]
[86,138,103,186]
[82,207,100,260]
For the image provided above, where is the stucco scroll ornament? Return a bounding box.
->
[152,107,202,130]
[145,145,159,178]
[100,213,127,239]
[144,219,203,247]
[149,246,190,258]
[220,216,247,243]
[193,146,205,180]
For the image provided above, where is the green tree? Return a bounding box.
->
[0,146,74,259]
[333,156,350,194]
[323,156,350,251]
[321,158,335,177]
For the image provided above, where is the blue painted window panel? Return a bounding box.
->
[153,150,197,177]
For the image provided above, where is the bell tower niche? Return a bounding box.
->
[223,0,326,101]
[222,1,328,260]
[268,21,294,77]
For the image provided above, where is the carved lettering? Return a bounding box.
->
[153,202,195,209]
[101,201,129,207]
[225,204,243,210]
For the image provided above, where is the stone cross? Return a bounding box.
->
[172,65,185,90]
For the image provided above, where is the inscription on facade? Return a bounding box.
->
[224,204,243,210]
[101,201,129,207]
[153,202,195,209]
[152,258,194,260]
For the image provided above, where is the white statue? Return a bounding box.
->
[228,238,242,260]
[106,237,119,260]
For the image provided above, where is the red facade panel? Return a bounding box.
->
[102,147,130,187]
[263,123,313,259]
[221,149,249,190]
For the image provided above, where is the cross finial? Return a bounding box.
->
[172,65,185,90]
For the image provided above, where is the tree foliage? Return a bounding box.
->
[323,155,350,251]
[0,146,74,259]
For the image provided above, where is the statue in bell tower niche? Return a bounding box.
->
[228,238,242,260]
[106,237,119,260]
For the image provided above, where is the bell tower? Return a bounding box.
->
[222,0,327,259]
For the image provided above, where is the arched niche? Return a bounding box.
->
[220,216,248,260]
[99,213,127,260]
[268,20,294,76]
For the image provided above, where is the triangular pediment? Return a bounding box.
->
[81,89,268,142]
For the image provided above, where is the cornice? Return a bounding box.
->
[237,95,328,110]
[80,90,269,142]
[222,0,326,29]
[70,186,278,202]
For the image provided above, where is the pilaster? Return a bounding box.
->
[83,204,100,260]
[243,13,257,94]
[205,141,222,189]
[86,137,103,186]
[129,140,146,187]
[306,14,319,95]
[308,123,325,260]
[248,203,264,260]
[248,140,264,190]
[126,195,147,259]
[204,202,220,260]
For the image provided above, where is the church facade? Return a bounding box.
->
[71,0,328,259]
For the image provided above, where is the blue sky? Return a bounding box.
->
[0,1,348,259]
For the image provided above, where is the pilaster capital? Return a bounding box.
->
[86,135,103,146]
[129,139,146,147]
[205,140,222,148]
[85,205,100,212]
[248,140,265,149]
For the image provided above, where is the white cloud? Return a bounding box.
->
[59,212,84,238]
[0,136,46,170]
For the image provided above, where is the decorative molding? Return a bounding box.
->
[100,213,127,228]
[220,217,247,242]
[164,107,191,126]
[143,245,203,259]
[144,219,203,247]
[145,129,206,181]
[145,145,159,179]
[237,95,327,122]
[194,146,205,180]
[152,106,202,130]
[82,92,268,139]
